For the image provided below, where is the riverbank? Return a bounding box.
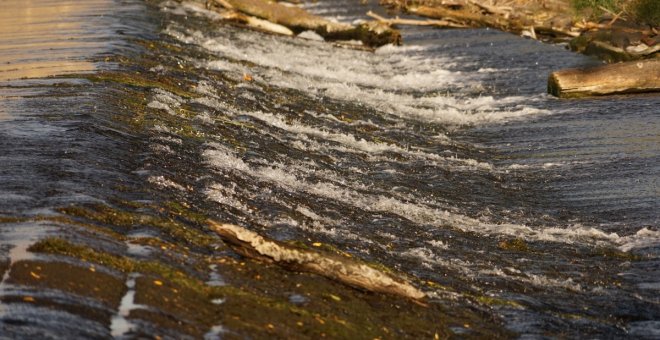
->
[199,0,658,97]
[379,0,658,62]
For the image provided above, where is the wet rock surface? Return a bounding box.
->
[0,0,658,338]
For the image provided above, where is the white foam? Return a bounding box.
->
[401,247,471,274]
[195,111,214,124]
[205,182,250,212]
[147,175,187,191]
[206,264,226,287]
[200,107,492,170]
[126,243,152,257]
[298,30,324,41]
[402,247,582,292]
[152,124,172,133]
[110,273,148,337]
[480,268,582,292]
[161,16,655,252]
[164,25,548,126]
[203,142,650,249]
[426,239,449,250]
[160,0,223,21]
[617,228,660,252]
[204,325,226,340]
[0,223,54,315]
[147,88,183,115]
[150,143,174,154]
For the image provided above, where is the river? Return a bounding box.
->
[0,0,658,338]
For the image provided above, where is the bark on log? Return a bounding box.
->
[208,220,426,300]
[222,0,401,46]
[548,59,660,98]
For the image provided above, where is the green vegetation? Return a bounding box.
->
[572,0,620,15]
[591,246,643,261]
[498,238,529,252]
[58,203,216,248]
[572,0,660,25]
[86,72,196,99]
[28,237,212,296]
[29,238,509,338]
[471,294,523,308]
[632,0,660,26]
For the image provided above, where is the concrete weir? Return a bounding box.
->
[0,0,658,338]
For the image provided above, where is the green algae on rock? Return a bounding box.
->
[57,203,216,249]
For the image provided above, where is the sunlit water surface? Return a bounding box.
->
[0,0,658,338]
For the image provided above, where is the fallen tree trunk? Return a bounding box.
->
[208,220,426,300]
[548,59,660,98]
[218,0,401,46]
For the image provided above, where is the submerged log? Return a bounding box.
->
[548,59,660,98]
[219,0,401,46]
[208,220,426,300]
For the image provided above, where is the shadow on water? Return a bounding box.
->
[0,0,658,338]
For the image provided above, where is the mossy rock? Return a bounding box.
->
[498,238,529,252]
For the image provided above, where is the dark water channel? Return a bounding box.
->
[0,0,658,338]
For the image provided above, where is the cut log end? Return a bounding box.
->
[548,59,660,98]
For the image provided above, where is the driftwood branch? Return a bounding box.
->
[533,26,580,38]
[366,10,468,28]
[548,59,660,98]
[208,220,426,300]
[212,0,233,10]
[220,10,294,36]
[215,0,401,46]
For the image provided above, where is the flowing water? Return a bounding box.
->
[0,0,658,338]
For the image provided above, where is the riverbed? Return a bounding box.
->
[1,0,658,338]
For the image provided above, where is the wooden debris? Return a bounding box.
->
[548,59,660,98]
[222,0,352,32]
[221,10,294,36]
[212,0,233,10]
[467,0,511,18]
[208,220,426,300]
[409,5,496,28]
[366,11,467,29]
[628,44,660,56]
[533,26,580,38]
[215,0,401,46]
